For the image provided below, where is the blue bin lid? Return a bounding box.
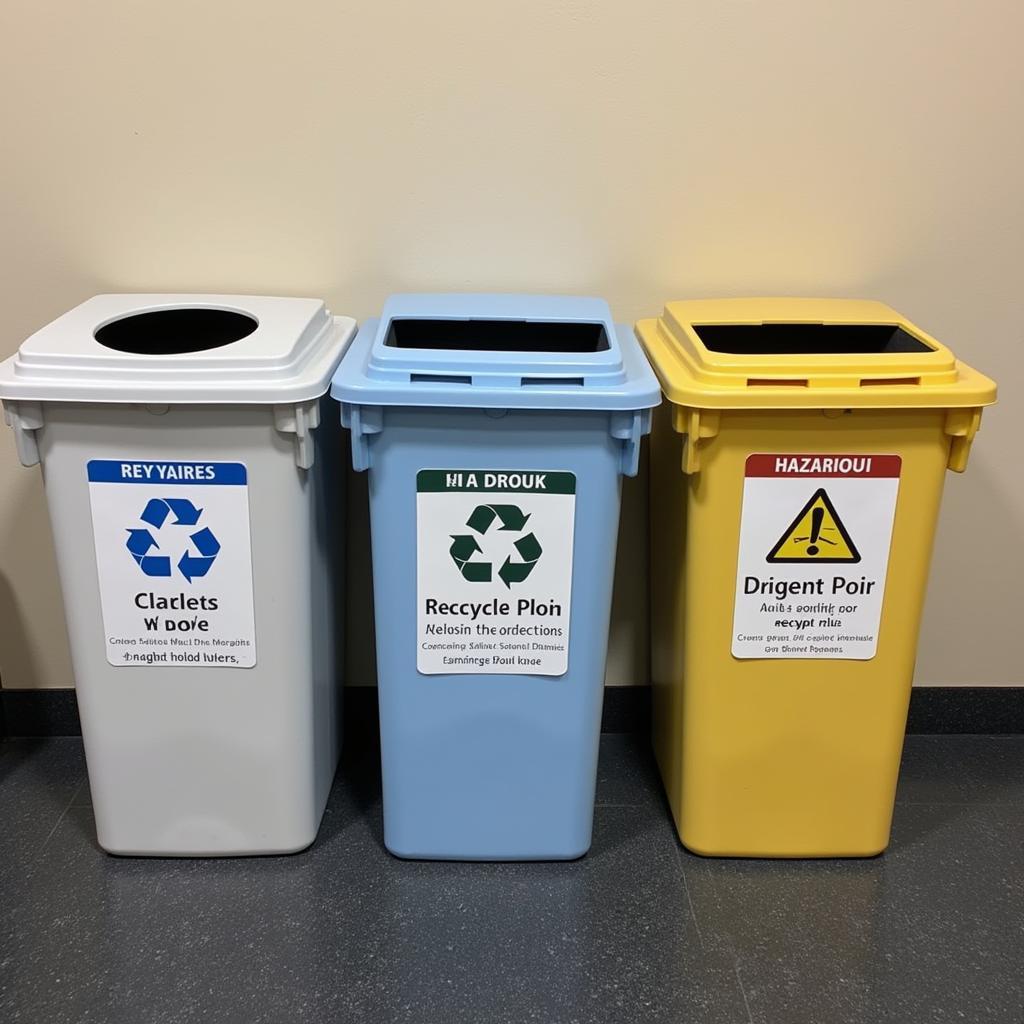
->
[330,294,660,411]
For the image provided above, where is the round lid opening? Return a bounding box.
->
[94,308,258,355]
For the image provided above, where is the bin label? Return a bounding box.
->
[416,469,575,675]
[87,460,256,668]
[732,454,901,660]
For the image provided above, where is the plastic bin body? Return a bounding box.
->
[0,295,355,856]
[637,298,996,858]
[333,294,659,860]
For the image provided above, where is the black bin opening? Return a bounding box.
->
[95,309,258,355]
[386,319,610,353]
[693,323,932,356]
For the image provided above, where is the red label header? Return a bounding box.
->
[745,454,902,478]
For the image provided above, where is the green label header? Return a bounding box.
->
[417,470,576,494]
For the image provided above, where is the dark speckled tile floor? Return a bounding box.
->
[1,734,1022,1024]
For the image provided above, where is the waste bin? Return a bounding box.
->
[0,294,356,855]
[636,298,996,857]
[332,294,659,859]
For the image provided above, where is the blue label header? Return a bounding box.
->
[87,460,247,485]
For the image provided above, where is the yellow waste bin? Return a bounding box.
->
[636,298,996,857]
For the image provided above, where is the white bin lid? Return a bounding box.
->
[0,294,357,404]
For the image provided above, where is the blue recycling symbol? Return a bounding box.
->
[125,498,220,583]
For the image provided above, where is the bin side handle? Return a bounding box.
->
[341,403,383,472]
[672,407,720,474]
[2,400,44,468]
[273,400,321,470]
[610,408,652,477]
[944,407,984,473]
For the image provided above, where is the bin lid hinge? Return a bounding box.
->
[340,403,383,471]
[672,406,720,474]
[609,408,652,477]
[273,400,321,470]
[943,406,984,473]
[2,400,44,467]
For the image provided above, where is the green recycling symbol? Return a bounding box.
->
[449,504,542,588]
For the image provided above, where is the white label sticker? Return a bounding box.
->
[416,469,575,675]
[87,460,256,668]
[732,454,901,660]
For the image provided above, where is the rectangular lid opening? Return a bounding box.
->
[386,318,610,353]
[693,323,933,355]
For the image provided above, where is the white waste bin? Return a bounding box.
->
[0,295,356,856]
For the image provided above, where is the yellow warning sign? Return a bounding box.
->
[766,488,861,563]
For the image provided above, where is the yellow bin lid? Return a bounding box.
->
[635,298,996,411]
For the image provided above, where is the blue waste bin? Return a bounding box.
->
[332,294,659,860]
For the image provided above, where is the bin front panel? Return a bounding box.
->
[652,406,950,857]
[36,401,342,856]
[367,406,624,860]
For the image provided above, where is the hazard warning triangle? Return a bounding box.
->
[766,488,861,563]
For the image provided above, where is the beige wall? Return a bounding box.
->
[1,0,1021,688]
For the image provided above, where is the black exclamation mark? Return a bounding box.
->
[806,506,824,556]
